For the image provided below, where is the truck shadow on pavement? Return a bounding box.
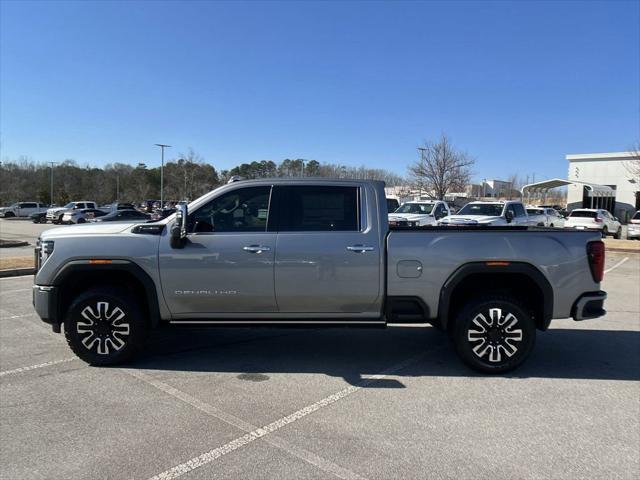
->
[124,325,640,386]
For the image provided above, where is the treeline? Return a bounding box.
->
[0,152,404,205]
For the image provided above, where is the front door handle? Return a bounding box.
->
[243,245,271,253]
[347,245,374,253]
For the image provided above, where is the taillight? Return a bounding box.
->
[587,241,605,282]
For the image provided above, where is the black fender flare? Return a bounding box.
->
[51,260,161,328]
[437,261,554,330]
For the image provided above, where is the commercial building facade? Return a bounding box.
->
[566,152,639,220]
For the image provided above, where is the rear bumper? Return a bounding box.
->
[32,285,60,332]
[572,291,607,321]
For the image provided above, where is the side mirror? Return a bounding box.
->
[505,210,514,223]
[170,204,188,249]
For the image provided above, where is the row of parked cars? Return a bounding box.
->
[387,199,639,239]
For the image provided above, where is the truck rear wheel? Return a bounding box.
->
[64,287,147,366]
[452,297,535,374]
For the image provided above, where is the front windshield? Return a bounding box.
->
[633,211,640,220]
[63,202,75,208]
[394,203,434,214]
[457,203,504,216]
[527,208,544,215]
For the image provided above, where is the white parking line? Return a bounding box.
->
[0,313,34,320]
[146,352,426,480]
[605,257,629,274]
[127,369,367,480]
[0,288,32,294]
[0,357,77,377]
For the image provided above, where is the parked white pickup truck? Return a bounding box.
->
[388,200,450,227]
[0,202,48,218]
[439,200,532,226]
[46,201,98,224]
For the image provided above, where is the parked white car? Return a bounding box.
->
[46,201,97,224]
[389,200,450,227]
[627,211,640,240]
[0,202,48,218]
[439,200,530,226]
[526,207,566,228]
[565,209,622,238]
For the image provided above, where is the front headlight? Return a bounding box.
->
[40,240,55,262]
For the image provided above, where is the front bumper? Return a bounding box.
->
[32,285,60,332]
[572,291,607,321]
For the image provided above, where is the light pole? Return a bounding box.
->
[48,162,58,205]
[155,144,171,206]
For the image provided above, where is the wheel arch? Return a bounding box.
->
[52,260,161,329]
[437,262,554,332]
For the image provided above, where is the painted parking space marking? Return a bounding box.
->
[127,369,367,480]
[146,352,426,480]
[0,288,32,295]
[0,313,34,320]
[605,256,629,274]
[0,357,77,377]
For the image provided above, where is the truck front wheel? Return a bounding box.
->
[64,287,147,366]
[452,297,536,374]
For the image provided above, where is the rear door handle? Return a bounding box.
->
[243,245,271,253]
[346,245,374,253]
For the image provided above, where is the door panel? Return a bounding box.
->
[272,185,381,314]
[159,185,277,315]
[274,232,380,313]
[158,232,277,314]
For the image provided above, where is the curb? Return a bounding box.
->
[0,268,35,278]
[606,247,640,254]
[0,240,30,248]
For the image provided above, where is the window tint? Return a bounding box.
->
[189,186,271,233]
[513,203,526,217]
[276,186,359,232]
[395,203,434,214]
[458,203,504,216]
[570,210,597,218]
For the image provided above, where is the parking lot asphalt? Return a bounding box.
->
[0,253,639,479]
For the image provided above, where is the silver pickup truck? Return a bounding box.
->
[33,179,607,373]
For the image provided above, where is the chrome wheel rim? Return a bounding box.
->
[77,302,130,355]
[467,308,523,363]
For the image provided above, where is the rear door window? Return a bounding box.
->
[274,186,359,232]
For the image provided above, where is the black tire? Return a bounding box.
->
[77,218,86,224]
[64,287,147,366]
[613,227,621,239]
[452,297,536,374]
[601,226,608,238]
[4,211,15,218]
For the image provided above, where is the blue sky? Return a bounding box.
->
[1,0,638,182]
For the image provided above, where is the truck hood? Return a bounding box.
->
[389,213,433,222]
[47,207,70,215]
[440,214,503,225]
[41,222,133,239]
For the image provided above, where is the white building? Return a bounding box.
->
[566,152,639,219]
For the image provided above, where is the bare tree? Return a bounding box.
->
[506,172,522,200]
[624,142,640,185]
[408,133,474,200]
